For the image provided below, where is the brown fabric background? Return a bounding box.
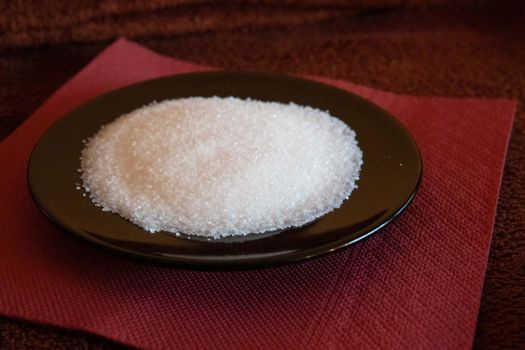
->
[1,0,523,349]
[0,0,466,48]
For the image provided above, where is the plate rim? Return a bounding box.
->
[27,70,423,269]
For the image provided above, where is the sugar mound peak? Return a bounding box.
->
[80,97,363,238]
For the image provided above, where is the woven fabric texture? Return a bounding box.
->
[0,0,464,48]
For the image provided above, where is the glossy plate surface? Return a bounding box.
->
[28,71,422,268]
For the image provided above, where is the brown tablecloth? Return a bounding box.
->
[1,1,523,349]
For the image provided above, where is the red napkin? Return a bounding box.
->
[0,39,516,349]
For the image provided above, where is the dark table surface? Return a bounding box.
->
[1,2,524,349]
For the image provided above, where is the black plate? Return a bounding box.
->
[28,71,422,269]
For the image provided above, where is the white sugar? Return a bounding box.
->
[80,97,363,238]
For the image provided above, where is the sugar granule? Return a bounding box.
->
[80,97,363,238]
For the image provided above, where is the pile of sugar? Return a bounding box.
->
[80,97,363,238]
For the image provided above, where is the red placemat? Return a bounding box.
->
[0,39,516,349]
